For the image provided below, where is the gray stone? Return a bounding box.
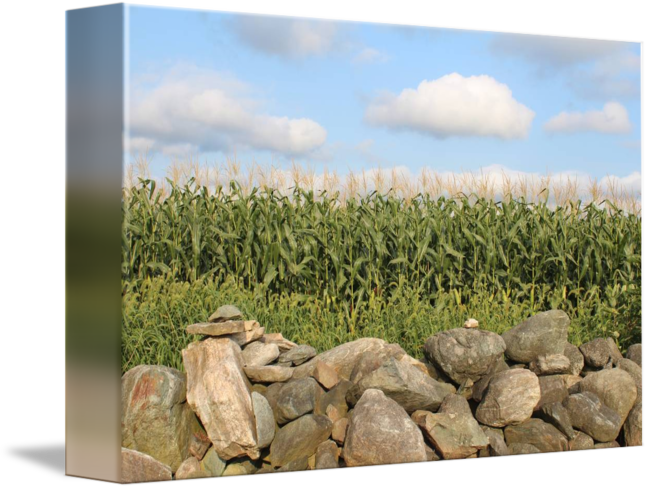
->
[242,342,279,367]
[471,358,510,402]
[626,343,642,367]
[269,414,333,468]
[606,338,624,363]
[616,358,642,406]
[504,418,569,453]
[424,328,506,384]
[529,354,571,375]
[315,440,340,469]
[222,326,265,347]
[569,431,594,451]
[275,377,324,424]
[481,426,509,457]
[508,443,541,455]
[534,375,568,411]
[262,382,285,411]
[279,344,318,366]
[624,402,642,447]
[121,448,172,483]
[349,344,406,383]
[183,338,258,460]
[540,402,575,439]
[343,389,427,467]
[577,368,637,422]
[316,380,351,419]
[252,392,276,449]
[121,365,208,473]
[563,392,621,442]
[259,333,298,352]
[501,310,570,363]
[562,343,584,376]
[579,338,612,368]
[475,369,541,427]
[222,458,259,476]
[347,357,455,413]
[199,446,226,477]
[187,320,258,337]
[209,304,243,322]
[244,365,294,383]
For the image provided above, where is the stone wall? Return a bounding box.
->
[121,307,642,482]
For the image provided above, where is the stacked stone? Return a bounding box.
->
[120,306,642,482]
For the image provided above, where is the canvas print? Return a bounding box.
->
[117,5,642,483]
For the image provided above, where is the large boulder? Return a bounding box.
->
[121,365,207,472]
[275,378,324,424]
[423,329,506,384]
[182,338,258,460]
[577,368,637,422]
[475,369,541,427]
[269,414,333,468]
[562,392,621,442]
[121,448,172,483]
[346,357,455,413]
[501,310,570,363]
[504,419,569,453]
[342,389,427,467]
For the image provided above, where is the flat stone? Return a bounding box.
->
[223,326,265,347]
[275,378,324,424]
[315,440,340,469]
[244,365,294,383]
[508,443,541,455]
[569,431,594,451]
[534,375,568,411]
[624,402,642,447]
[504,418,569,453]
[577,368,637,421]
[347,357,455,413]
[209,305,243,323]
[424,328,506,384]
[563,392,621,442]
[540,402,575,439]
[292,338,391,380]
[200,446,226,477]
[529,354,571,375]
[121,448,172,483]
[175,457,204,480]
[626,343,642,367]
[259,333,298,352]
[332,418,349,445]
[252,392,276,449]
[121,365,208,472]
[278,344,317,366]
[342,389,427,467]
[242,342,280,367]
[183,338,258,460]
[269,414,333,468]
[563,343,584,375]
[312,361,340,389]
[187,320,258,336]
[501,310,570,363]
[475,369,541,427]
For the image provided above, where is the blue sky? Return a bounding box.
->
[125,5,641,188]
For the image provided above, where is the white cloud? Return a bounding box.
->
[129,65,327,156]
[229,16,342,58]
[364,73,535,139]
[544,102,633,134]
[352,48,389,65]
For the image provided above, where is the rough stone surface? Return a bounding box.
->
[475,369,541,427]
[315,440,340,469]
[594,441,620,449]
[508,443,541,455]
[481,426,509,457]
[182,338,258,460]
[222,459,259,476]
[606,338,624,363]
[504,418,569,453]
[563,342,585,376]
[242,342,279,367]
[311,361,340,389]
[121,448,172,483]
[529,354,571,376]
[412,395,488,459]
[259,333,297,352]
[222,327,265,347]
[244,365,294,383]
[252,392,275,449]
[175,457,203,480]
[121,365,207,472]
[269,414,333,468]
[275,378,323,424]
[187,320,258,337]
[580,338,613,368]
[501,310,570,363]
[563,392,621,442]
[349,344,406,383]
[331,418,349,445]
[316,380,351,419]
[279,345,318,366]
[624,402,642,447]
[577,368,637,422]
[343,389,427,467]
[626,343,642,367]
[423,328,507,384]
[569,431,594,451]
[534,375,568,411]
[616,358,642,405]
[209,305,243,323]
[292,338,390,380]
[347,357,455,413]
[540,402,575,439]
[560,374,583,391]
[471,358,509,402]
